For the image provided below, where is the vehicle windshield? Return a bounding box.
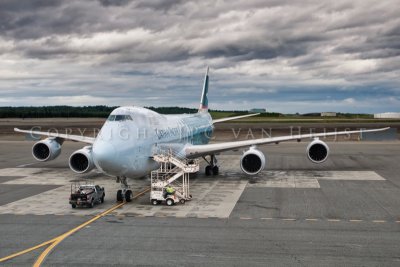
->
[107,115,133,121]
[79,186,94,190]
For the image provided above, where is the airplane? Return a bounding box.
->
[15,68,389,202]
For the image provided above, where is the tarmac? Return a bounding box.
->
[0,140,399,266]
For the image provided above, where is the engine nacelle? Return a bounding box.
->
[306,139,329,163]
[32,138,62,162]
[240,147,266,175]
[69,146,95,174]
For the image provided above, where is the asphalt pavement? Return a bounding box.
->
[0,141,399,266]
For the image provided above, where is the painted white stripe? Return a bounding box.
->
[248,170,385,189]
[16,163,37,168]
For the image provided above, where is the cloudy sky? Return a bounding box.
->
[0,0,399,113]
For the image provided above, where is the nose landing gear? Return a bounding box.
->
[116,176,133,202]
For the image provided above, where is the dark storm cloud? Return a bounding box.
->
[97,0,132,7]
[199,34,326,61]
[0,0,399,112]
[1,0,392,63]
[134,0,183,11]
[0,0,65,38]
[0,0,63,11]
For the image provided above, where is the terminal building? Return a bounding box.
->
[321,112,337,117]
[249,108,266,113]
[374,112,400,119]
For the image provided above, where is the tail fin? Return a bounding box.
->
[198,67,209,112]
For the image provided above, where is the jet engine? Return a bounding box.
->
[240,147,266,175]
[69,146,95,174]
[306,139,329,163]
[32,138,62,162]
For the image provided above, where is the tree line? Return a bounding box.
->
[0,106,285,118]
[0,106,117,118]
[0,106,206,118]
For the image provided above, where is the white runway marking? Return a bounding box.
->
[0,167,247,218]
[0,168,127,216]
[314,171,385,181]
[16,163,37,168]
[248,170,385,188]
[0,167,387,217]
[116,179,248,218]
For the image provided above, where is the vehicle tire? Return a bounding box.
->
[179,199,185,204]
[90,200,94,208]
[116,190,123,202]
[166,198,174,206]
[205,166,212,176]
[212,166,219,175]
[151,199,158,205]
[101,194,105,203]
[71,204,76,209]
[125,190,132,202]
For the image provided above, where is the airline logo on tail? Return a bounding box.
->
[199,67,209,111]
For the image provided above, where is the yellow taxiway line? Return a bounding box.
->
[0,238,57,263]
[0,187,150,266]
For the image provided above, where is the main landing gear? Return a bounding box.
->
[203,154,219,176]
[116,176,133,202]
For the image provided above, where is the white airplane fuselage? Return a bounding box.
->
[92,106,213,178]
[15,68,390,192]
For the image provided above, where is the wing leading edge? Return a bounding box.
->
[14,128,95,144]
[212,113,260,123]
[184,127,390,157]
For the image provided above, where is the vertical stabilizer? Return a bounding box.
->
[199,67,209,112]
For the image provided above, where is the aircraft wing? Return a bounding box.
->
[184,127,390,157]
[213,113,259,123]
[14,128,95,144]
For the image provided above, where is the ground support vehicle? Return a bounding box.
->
[150,149,199,206]
[69,182,105,208]
[150,184,187,206]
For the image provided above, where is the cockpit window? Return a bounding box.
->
[120,115,132,121]
[107,115,133,121]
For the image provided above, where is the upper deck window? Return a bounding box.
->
[107,115,133,121]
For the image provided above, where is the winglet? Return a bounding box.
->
[199,67,209,112]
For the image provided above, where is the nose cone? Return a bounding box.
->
[93,140,118,175]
